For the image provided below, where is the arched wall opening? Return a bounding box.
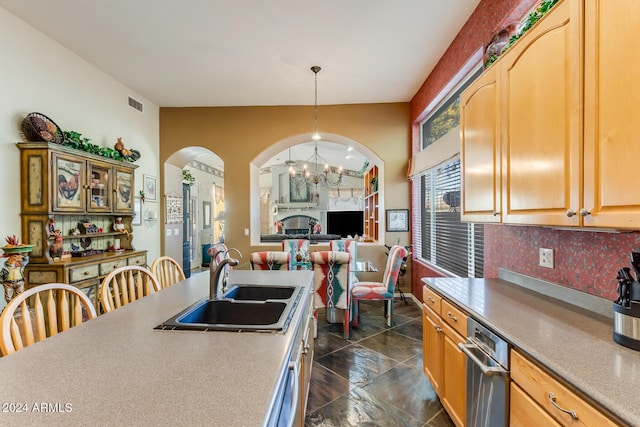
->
[163,146,224,273]
[249,133,383,245]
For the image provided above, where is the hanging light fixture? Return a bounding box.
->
[288,66,343,188]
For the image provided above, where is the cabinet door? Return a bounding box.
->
[583,0,640,228]
[87,160,113,213]
[422,304,443,395]
[113,166,134,213]
[511,382,561,427]
[441,322,466,427]
[500,0,583,226]
[461,64,501,223]
[51,153,86,213]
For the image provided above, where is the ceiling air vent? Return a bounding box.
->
[128,96,143,112]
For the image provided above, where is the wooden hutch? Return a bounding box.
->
[17,142,147,309]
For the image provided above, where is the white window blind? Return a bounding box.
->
[418,159,484,277]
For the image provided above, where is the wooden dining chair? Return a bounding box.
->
[0,283,97,355]
[250,251,290,270]
[351,245,408,328]
[150,256,186,288]
[99,265,160,313]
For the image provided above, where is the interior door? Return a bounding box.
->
[182,183,191,278]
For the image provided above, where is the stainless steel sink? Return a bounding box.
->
[223,285,297,301]
[155,284,304,333]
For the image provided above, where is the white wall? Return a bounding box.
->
[0,8,161,285]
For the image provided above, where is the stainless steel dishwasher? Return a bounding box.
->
[458,317,510,427]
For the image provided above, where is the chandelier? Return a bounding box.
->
[288,66,343,188]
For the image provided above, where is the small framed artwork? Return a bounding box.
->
[290,178,309,202]
[53,153,84,211]
[143,174,158,202]
[132,197,142,226]
[203,201,212,229]
[165,195,183,224]
[386,209,409,232]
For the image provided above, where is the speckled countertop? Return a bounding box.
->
[422,277,639,427]
[0,270,313,427]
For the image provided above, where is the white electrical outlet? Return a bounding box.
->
[244,228,249,236]
[539,248,554,268]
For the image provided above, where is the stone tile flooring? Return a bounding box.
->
[305,298,454,427]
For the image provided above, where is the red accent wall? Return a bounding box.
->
[409,0,636,302]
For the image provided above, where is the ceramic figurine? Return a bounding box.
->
[49,230,64,261]
[114,137,141,162]
[1,253,29,304]
[113,217,125,232]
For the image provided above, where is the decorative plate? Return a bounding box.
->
[1,244,35,255]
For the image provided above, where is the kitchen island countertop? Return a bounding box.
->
[0,270,313,427]
[423,277,639,427]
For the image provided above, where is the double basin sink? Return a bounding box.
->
[156,284,304,333]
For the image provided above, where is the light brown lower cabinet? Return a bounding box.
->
[293,289,315,426]
[422,286,467,427]
[510,349,618,427]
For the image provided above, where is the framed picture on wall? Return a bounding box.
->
[132,197,142,225]
[290,177,309,202]
[203,201,212,229]
[386,209,409,232]
[143,174,158,202]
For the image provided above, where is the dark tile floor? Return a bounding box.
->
[305,298,455,427]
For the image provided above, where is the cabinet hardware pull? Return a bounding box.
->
[492,211,500,216]
[566,209,576,217]
[447,312,457,322]
[84,271,89,276]
[426,296,434,303]
[579,208,591,217]
[434,325,442,333]
[547,392,578,420]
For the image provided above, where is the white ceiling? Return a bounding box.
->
[2,0,481,171]
[1,0,481,107]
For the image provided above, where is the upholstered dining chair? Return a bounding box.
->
[99,265,161,313]
[150,256,186,288]
[208,243,229,268]
[0,283,97,355]
[311,251,351,339]
[330,239,358,288]
[281,239,311,270]
[250,251,290,270]
[351,245,408,328]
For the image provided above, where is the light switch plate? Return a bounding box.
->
[166,229,172,236]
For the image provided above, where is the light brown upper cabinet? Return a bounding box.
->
[463,0,640,229]
[583,0,640,228]
[500,0,582,226]
[460,64,501,223]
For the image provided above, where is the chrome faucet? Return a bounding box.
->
[209,255,240,300]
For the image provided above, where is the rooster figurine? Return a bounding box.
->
[114,137,141,162]
[48,230,64,262]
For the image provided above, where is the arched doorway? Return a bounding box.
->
[249,133,383,245]
[164,147,224,275]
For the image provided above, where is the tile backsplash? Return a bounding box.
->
[484,224,640,300]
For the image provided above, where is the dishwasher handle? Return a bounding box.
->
[458,342,508,377]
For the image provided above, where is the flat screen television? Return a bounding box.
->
[326,211,364,238]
